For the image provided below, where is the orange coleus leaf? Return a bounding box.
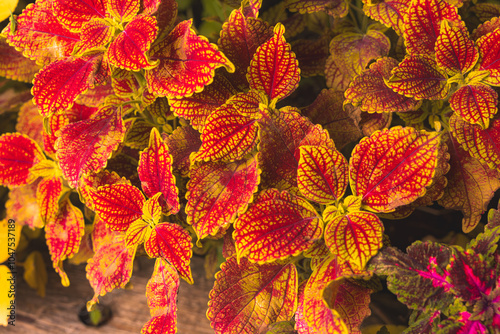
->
[324,211,383,269]
[32,54,106,117]
[477,29,500,86]
[435,21,479,76]
[144,222,193,284]
[169,75,237,131]
[6,181,43,229]
[449,84,498,129]
[362,0,411,35]
[297,145,348,205]
[349,126,441,213]
[438,135,500,233]
[16,101,44,148]
[52,0,106,32]
[138,128,179,214]
[93,183,145,231]
[164,125,201,177]
[450,114,500,170]
[142,258,179,334]
[86,234,136,309]
[36,177,63,224]
[0,38,40,82]
[107,15,158,71]
[186,154,260,240]
[325,280,372,334]
[147,19,234,98]
[284,0,348,17]
[194,101,260,162]
[234,189,323,263]
[258,107,335,192]
[55,106,125,188]
[302,89,362,150]
[329,30,390,80]
[247,23,300,103]
[3,0,80,65]
[73,18,114,56]
[345,57,421,113]
[0,133,44,187]
[387,55,449,100]
[403,0,462,56]
[207,257,298,334]
[107,0,139,22]
[45,198,85,286]
[303,255,355,334]
[218,9,273,90]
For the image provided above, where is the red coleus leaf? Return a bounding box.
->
[258,107,335,192]
[147,19,234,98]
[186,154,260,240]
[164,125,201,177]
[138,128,179,214]
[247,23,300,103]
[301,89,362,150]
[218,9,273,90]
[449,84,498,129]
[169,75,237,131]
[5,181,43,229]
[33,55,106,117]
[144,222,193,284]
[297,145,348,204]
[387,55,449,100]
[86,235,136,308]
[73,18,114,56]
[0,38,40,82]
[79,170,126,210]
[329,30,391,80]
[111,68,141,98]
[450,114,500,170]
[52,0,106,32]
[234,189,323,263]
[477,29,500,86]
[349,126,441,213]
[284,0,348,17]
[36,177,63,224]
[107,0,139,22]
[16,101,44,148]
[0,133,44,187]
[438,135,500,233]
[435,21,479,76]
[107,15,158,71]
[303,255,357,333]
[472,17,500,41]
[324,211,384,268]
[142,258,179,334]
[55,106,125,188]
[361,0,411,36]
[45,198,84,286]
[207,257,298,334]
[194,101,260,162]
[93,183,145,231]
[403,0,462,56]
[345,57,421,113]
[4,0,80,65]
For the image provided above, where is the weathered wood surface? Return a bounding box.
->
[2,256,215,334]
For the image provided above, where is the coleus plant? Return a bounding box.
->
[0,0,499,333]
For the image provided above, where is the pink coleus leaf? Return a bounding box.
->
[45,198,85,287]
[107,15,158,71]
[55,106,125,188]
[138,128,179,215]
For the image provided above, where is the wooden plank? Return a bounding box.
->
[3,256,215,333]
